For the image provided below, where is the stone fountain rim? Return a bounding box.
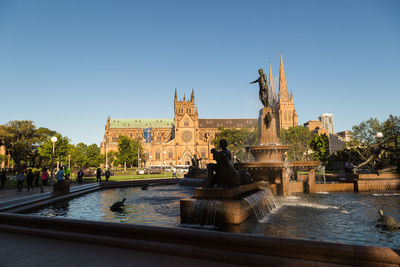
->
[238,161,320,168]
[248,144,291,150]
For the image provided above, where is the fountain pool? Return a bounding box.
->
[29,184,400,249]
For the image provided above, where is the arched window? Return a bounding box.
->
[155,150,161,160]
[168,150,173,159]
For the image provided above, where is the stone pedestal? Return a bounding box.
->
[180,183,262,225]
[259,107,280,145]
[307,169,316,193]
[53,180,70,196]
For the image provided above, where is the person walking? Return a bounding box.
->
[77,168,84,184]
[96,168,102,182]
[41,168,49,186]
[34,170,40,187]
[0,169,6,190]
[105,169,110,181]
[26,169,34,191]
[56,166,65,183]
[16,171,25,192]
[64,166,71,180]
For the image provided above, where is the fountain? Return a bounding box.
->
[237,66,319,196]
[180,138,277,225]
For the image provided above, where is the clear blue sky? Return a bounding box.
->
[0,0,399,145]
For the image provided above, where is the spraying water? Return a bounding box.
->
[187,199,222,227]
[243,189,277,222]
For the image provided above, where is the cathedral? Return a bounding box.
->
[100,56,297,168]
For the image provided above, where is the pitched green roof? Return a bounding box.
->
[109,119,174,129]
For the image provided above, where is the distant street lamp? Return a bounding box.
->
[376,132,383,139]
[50,136,58,180]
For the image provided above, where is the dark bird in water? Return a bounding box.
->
[141,185,148,190]
[377,209,400,230]
[110,198,126,211]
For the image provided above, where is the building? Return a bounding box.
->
[304,120,329,136]
[101,56,297,167]
[319,113,334,134]
[276,56,298,129]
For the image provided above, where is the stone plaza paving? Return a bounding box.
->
[0,232,236,267]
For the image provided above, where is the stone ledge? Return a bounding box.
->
[194,183,260,199]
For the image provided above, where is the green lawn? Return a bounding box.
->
[1,173,179,190]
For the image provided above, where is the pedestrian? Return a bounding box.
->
[16,170,25,192]
[96,168,102,182]
[56,166,65,183]
[34,170,40,187]
[0,169,6,190]
[26,169,34,191]
[64,166,71,180]
[41,168,49,186]
[77,168,84,184]
[172,167,177,178]
[105,169,110,181]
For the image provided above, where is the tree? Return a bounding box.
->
[71,143,88,167]
[86,144,102,167]
[117,136,142,167]
[0,120,40,170]
[329,115,400,172]
[382,115,400,152]
[213,127,257,162]
[279,126,312,161]
[350,118,382,146]
[309,133,329,163]
[38,133,72,166]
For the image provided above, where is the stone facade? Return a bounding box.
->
[101,56,298,168]
[101,89,257,167]
[276,56,298,130]
[304,120,329,136]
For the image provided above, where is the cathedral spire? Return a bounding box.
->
[279,55,289,102]
[183,93,186,102]
[269,64,277,104]
[191,88,194,102]
[290,90,293,102]
[174,88,177,102]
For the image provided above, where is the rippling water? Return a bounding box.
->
[31,184,194,227]
[30,185,400,248]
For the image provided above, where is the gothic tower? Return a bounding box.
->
[174,89,199,164]
[277,56,298,131]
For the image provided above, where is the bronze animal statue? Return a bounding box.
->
[377,209,400,230]
[110,198,126,211]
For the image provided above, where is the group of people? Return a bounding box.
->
[0,166,113,192]
[96,168,111,182]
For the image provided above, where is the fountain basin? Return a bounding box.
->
[194,183,260,199]
[180,197,254,225]
[248,144,291,162]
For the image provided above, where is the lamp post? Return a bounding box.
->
[50,136,58,180]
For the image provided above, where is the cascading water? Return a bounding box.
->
[243,189,277,222]
[187,199,222,227]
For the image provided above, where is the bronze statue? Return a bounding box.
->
[205,139,252,188]
[250,68,271,107]
[352,143,399,174]
[186,154,203,177]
